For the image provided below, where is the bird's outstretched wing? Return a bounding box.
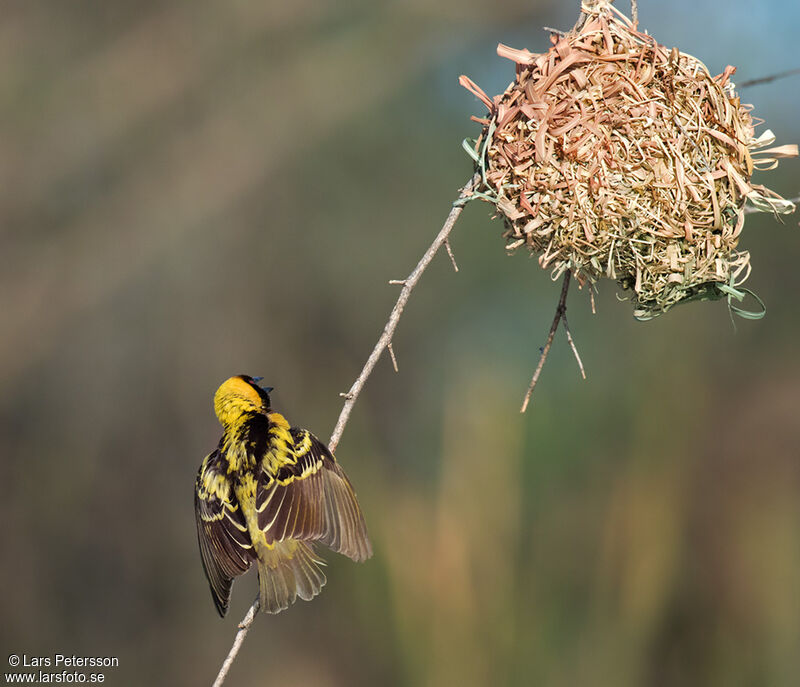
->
[256,429,372,562]
[195,449,253,616]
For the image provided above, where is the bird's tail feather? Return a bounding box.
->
[258,540,327,614]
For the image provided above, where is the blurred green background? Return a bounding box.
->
[2,1,799,685]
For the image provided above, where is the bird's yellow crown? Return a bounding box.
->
[214,375,269,427]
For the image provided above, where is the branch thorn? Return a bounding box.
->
[444,237,459,272]
[387,342,399,372]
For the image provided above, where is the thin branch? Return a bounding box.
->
[561,311,586,380]
[329,172,480,452]
[520,272,572,413]
[738,67,800,89]
[630,0,638,27]
[211,602,259,687]
[211,172,479,686]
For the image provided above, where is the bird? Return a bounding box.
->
[194,374,372,616]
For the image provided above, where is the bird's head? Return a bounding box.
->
[213,375,273,427]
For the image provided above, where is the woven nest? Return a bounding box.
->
[460,0,797,319]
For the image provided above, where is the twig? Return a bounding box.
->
[543,26,567,36]
[520,272,574,413]
[738,67,800,89]
[329,172,480,452]
[210,172,479,686]
[562,311,586,379]
[211,602,259,687]
[630,0,638,27]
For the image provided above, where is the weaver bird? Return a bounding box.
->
[195,375,372,616]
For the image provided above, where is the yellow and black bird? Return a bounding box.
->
[194,375,372,616]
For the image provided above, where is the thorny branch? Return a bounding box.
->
[328,172,480,453]
[211,172,480,686]
[520,272,585,413]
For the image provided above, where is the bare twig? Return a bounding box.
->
[211,172,479,686]
[211,602,259,687]
[329,172,480,452]
[543,26,567,36]
[520,272,573,413]
[562,312,586,379]
[738,67,800,89]
[630,0,638,27]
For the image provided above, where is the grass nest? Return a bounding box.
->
[460,0,797,319]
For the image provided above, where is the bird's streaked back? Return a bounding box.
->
[195,375,371,615]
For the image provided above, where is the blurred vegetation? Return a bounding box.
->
[2,1,799,686]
